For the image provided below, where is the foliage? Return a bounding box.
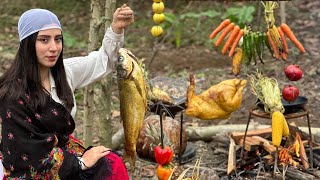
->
[222,5,256,28]
[162,10,221,48]
[63,31,86,48]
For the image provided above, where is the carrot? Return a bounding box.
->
[277,27,288,53]
[280,51,287,61]
[221,26,240,55]
[280,23,305,53]
[215,23,235,46]
[267,31,279,60]
[229,29,244,57]
[209,19,231,39]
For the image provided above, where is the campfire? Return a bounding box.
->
[228,114,319,179]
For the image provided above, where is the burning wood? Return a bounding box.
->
[228,125,320,179]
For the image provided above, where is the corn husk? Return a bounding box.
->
[248,71,284,113]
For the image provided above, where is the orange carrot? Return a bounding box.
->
[280,51,287,61]
[229,29,244,57]
[267,31,279,60]
[209,19,231,39]
[221,26,240,55]
[215,23,235,46]
[280,23,305,53]
[277,27,288,53]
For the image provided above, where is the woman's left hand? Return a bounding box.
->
[111,4,134,34]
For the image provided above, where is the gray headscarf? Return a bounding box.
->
[18,9,62,41]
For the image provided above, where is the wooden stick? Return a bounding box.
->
[296,132,310,169]
[227,137,236,175]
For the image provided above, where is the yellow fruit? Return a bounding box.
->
[153,0,162,2]
[153,13,165,24]
[151,26,163,37]
[152,2,165,13]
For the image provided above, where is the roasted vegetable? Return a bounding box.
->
[272,111,285,147]
[215,23,235,46]
[154,146,174,165]
[248,72,288,147]
[209,19,231,39]
[280,23,305,53]
[156,164,174,180]
[232,47,243,76]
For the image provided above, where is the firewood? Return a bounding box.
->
[227,137,236,175]
[296,132,310,169]
[279,166,315,180]
[231,128,272,141]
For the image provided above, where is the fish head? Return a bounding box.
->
[117,48,135,79]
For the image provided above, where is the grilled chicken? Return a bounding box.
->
[185,74,247,120]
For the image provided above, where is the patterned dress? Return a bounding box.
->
[0,93,129,180]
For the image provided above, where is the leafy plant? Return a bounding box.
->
[62,31,86,48]
[162,10,221,48]
[222,5,256,28]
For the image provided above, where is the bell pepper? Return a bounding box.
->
[156,164,173,180]
[154,145,173,165]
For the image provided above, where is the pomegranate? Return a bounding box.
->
[284,64,303,81]
[282,85,299,102]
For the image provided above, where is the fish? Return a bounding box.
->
[116,48,147,169]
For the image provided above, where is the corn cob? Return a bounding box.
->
[268,25,284,53]
[272,111,284,147]
[232,47,242,76]
[282,116,289,137]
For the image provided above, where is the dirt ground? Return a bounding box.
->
[123,0,320,179]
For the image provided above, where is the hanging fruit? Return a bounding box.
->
[153,13,165,24]
[151,0,165,37]
[151,26,163,37]
[152,2,165,13]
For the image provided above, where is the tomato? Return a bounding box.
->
[156,164,173,180]
[154,145,173,165]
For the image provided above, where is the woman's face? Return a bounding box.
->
[35,28,62,70]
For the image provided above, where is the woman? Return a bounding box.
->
[0,5,134,180]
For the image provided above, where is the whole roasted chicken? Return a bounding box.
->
[185,74,247,120]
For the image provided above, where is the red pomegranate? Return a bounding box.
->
[284,64,303,81]
[282,85,300,102]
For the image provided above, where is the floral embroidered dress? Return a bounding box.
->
[0,27,129,179]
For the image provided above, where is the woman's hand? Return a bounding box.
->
[111,4,134,34]
[81,146,111,169]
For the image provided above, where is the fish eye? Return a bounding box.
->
[118,56,124,62]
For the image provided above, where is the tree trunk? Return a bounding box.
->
[97,0,116,148]
[83,0,106,146]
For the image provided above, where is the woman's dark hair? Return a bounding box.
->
[0,32,74,112]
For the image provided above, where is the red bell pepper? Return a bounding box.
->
[154,145,173,165]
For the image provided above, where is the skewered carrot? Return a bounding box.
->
[209,19,231,39]
[280,51,287,61]
[215,23,235,46]
[229,29,244,57]
[221,26,240,55]
[280,23,305,53]
[267,31,279,59]
[277,27,288,53]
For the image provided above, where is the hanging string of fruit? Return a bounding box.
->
[151,0,165,37]
[208,1,306,76]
